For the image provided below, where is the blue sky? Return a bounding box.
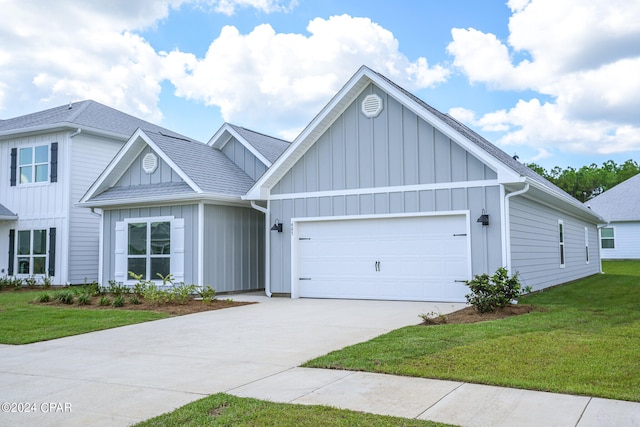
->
[1,0,639,170]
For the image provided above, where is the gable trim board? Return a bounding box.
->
[208,123,273,167]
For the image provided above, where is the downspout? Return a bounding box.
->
[250,201,272,297]
[504,182,530,274]
[70,128,82,138]
[91,208,104,285]
[596,223,610,274]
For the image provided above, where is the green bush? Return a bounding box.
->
[465,267,530,313]
[130,295,141,305]
[198,286,217,304]
[108,280,130,296]
[99,296,111,306]
[112,295,125,307]
[76,292,91,305]
[171,283,196,305]
[24,276,37,288]
[36,293,51,303]
[142,284,171,306]
[41,275,53,289]
[54,290,75,305]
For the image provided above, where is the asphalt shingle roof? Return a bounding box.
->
[0,203,16,217]
[585,173,640,222]
[90,182,193,202]
[228,124,290,163]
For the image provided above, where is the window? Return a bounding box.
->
[584,227,589,264]
[127,221,171,281]
[601,227,615,249]
[16,230,47,275]
[19,145,49,184]
[558,220,565,268]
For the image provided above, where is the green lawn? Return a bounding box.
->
[0,291,168,344]
[304,260,640,402]
[133,393,453,427]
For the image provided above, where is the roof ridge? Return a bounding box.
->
[66,100,92,123]
[228,123,291,144]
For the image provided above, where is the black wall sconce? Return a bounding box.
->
[477,209,489,226]
[270,218,283,232]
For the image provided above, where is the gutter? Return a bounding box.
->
[250,201,272,297]
[504,183,530,274]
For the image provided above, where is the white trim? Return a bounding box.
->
[122,216,176,284]
[208,124,273,167]
[504,183,530,274]
[250,201,271,297]
[290,210,472,300]
[98,209,104,285]
[269,179,499,201]
[198,202,204,286]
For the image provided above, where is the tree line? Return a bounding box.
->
[526,159,640,202]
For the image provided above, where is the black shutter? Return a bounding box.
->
[10,148,17,186]
[8,229,15,275]
[50,142,58,183]
[48,228,56,277]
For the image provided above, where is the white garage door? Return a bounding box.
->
[294,214,470,301]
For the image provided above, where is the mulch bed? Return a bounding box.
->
[421,304,539,325]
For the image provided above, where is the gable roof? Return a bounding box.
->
[585,173,640,222]
[80,129,256,207]
[0,100,187,141]
[208,123,290,166]
[0,203,17,221]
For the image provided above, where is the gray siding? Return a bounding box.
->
[102,205,198,286]
[222,137,268,181]
[269,186,503,294]
[272,83,496,195]
[203,204,265,292]
[115,146,182,187]
[510,196,601,290]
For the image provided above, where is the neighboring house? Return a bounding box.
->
[82,66,604,302]
[79,123,290,291]
[585,173,640,259]
[0,101,194,285]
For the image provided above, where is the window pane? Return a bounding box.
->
[33,230,47,255]
[602,240,615,249]
[19,147,32,165]
[601,228,614,238]
[34,145,48,163]
[20,166,33,183]
[18,258,30,274]
[150,222,170,254]
[128,258,146,279]
[558,224,564,242]
[33,257,46,275]
[151,257,170,279]
[128,223,147,255]
[560,246,565,265]
[17,231,31,255]
[35,165,48,182]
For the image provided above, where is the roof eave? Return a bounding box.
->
[0,122,131,141]
[77,192,247,209]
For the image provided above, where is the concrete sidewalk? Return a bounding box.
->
[0,293,637,426]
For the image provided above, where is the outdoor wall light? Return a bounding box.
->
[270,219,283,232]
[477,209,490,226]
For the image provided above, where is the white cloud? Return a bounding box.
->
[213,0,297,15]
[165,14,449,138]
[447,0,640,157]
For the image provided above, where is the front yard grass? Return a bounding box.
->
[0,291,169,344]
[304,260,640,402]
[133,393,453,427]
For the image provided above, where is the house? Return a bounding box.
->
[586,173,640,259]
[0,101,195,285]
[80,66,605,302]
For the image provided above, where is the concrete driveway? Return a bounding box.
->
[0,294,462,426]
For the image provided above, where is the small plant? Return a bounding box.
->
[99,296,111,306]
[54,289,75,305]
[171,283,196,305]
[130,295,141,305]
[11,277,23,290]
[25,276,37,288]
[108,279,130,296]
[36,293,51,303]
[112,295,125,307]
[76,292,91,305]
[465,267,531,313]
[142,284,171,306]
[225,298,234,304]
[157,272,175,287]
[41,275,52,289]
[419,310,448,325]
[198,286,217,305]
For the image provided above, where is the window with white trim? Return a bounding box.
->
[584,227,589,264]
[601,227,615,249]
[558,220,565,268]
[19,145,49,184]
[17,229,47,275]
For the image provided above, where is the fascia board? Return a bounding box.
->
[0,122,130,141]
[524,177,606,223]
[77,192,247,209]
[212,124,272,167]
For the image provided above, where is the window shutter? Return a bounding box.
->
[171,218,185,283]
[10,148,17,186]
[8,229,15,275]
[114,221,126,283]
[50,142,58,183]
[48,228,56,276]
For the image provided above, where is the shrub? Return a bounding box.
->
[99,296,111,306]
[464,267,530,313]
[77,292,91,305]
[198,286,217,305]
[143,284,171,306]
[25,276,37,288]
[130,295,141,305]
[108,280,130,296]
[112,295,125,307]
[171,283,196,305]
[41,275,53,289]
[54,290,75,305]
[36,293,51,303]
[11,277,23,290]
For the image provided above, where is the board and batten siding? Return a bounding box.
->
[601,222,640,259]
[102,205,198,286]
[509,196,600,290]
[221,137,268,181]
[115,146,182,187]
[68,133,124,283]
[203,204,265,292]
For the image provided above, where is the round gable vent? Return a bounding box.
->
[142,153,158,174]
[361,94,383,118]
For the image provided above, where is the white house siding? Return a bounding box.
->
[509,196,601,290]
[202,204,265,292]
[222,137,268,181]
[102,205,198,286]
[68,133,123,283]
[1,131,68,283]
[601,222,640,259]
[267,83,504,295]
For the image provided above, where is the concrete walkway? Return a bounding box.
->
[0,293,637,426]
